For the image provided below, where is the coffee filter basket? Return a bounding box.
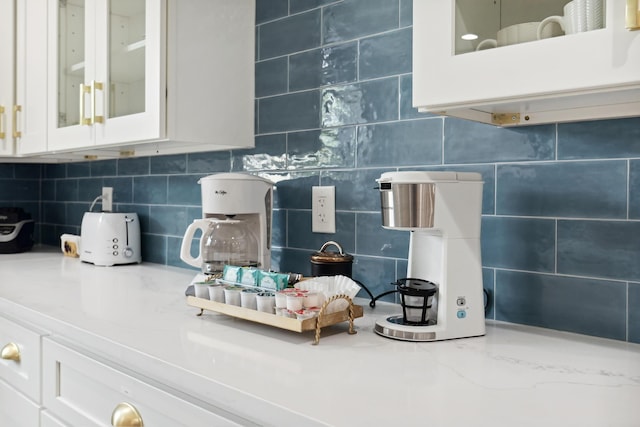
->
[296,275,361,312]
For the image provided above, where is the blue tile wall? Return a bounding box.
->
[495,270,627,341]
[0,0,638,344]
[0,164,41,241]
[496,161,628,218]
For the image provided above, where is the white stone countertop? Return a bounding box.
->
[1,247,639,426]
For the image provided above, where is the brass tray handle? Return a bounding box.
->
[313,294,357,345]
[1,342,21,362]
[111,402,144,427]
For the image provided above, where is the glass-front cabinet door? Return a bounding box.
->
[413,0,640,126]
[48,0,162,152]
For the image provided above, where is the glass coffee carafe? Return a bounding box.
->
[180,218,258,276]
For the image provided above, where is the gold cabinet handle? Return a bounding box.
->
[1,342,21,362]
[111,402,144,427]
[628,0,640,30]
[0,105,5,139]
[91,80,104,124]
[12,105,22,138]
[79,83,91,125]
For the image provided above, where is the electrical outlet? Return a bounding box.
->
[102,187,113,212]
[312,186,336,233]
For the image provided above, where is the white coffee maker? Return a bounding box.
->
[180,173,274,275]
[374,171,485,342]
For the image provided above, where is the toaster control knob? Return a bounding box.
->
[113,238,119,243]
[124,248,134,258]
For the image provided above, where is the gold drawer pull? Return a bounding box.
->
[12,105,22,138]
[0,105,5,139]
[91,80,104,124]
[79,83,91,125]
[1,342,20,361]
[111,402,144,427]
[628,0,640,30]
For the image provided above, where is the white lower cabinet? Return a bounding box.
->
[42,338,248,427]
[0,378,41,427]
[41,411,67,427]
[0,315,46,426]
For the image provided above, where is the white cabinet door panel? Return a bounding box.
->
[0,378,40,427]
[0,315,43,402]
[42,338,248,427]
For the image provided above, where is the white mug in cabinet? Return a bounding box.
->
[476,21,562,50]
[537,0,604,39]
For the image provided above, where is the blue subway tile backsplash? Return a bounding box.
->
[289,43,358,91]
[322,0,399,44]
[255,0,288,25]
[259,9,321,59]
[557,117,640,160]
[287,128,357,170]
[1,0,638,344]
[258,90,321,133]
[495,270,627,341]
[496,161,628,218]
[557,220,640,282]
[630,283,640,343]
[290,0,337,14]
[322,78,399,127]
[628,159,640,219]
[481,217,556,273]
[356,119,442,168]
[255,57,288,97]
[444,119,556,164]
[358,28,412,80]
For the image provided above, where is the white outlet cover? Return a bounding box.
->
[312,186,336,233]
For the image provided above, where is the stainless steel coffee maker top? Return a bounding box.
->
[379,181,436,229]
[378,171,482,232]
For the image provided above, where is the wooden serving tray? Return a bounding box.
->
[186,294,363,344]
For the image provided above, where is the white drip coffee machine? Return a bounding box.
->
[374,171,485,342]
[180,173,274,275]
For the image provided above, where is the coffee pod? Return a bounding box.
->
[194,282,210,299]
[207,283,225,302]
[223,286,243,306]
[256,292,276,313]
[286,293,305,311]
[241,288,260,310]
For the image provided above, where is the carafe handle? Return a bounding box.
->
[180,219,209,268]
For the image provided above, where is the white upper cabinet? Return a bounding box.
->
[47,0,255,158]
[14,0,48,155]
[413,0,640,126]
[0,0,47,157]
[0,0,14,156]
[48,0,160,152]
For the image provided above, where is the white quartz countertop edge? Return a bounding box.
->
[1,249,639,426]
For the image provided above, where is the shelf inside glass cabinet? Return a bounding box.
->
[455,0,606,54]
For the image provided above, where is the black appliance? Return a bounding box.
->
[0,208,35,254]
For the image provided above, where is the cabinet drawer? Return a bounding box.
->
[41,410,67,427]
[0,315,44,402]
[42,338,248,427]
[0,378,40,427]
